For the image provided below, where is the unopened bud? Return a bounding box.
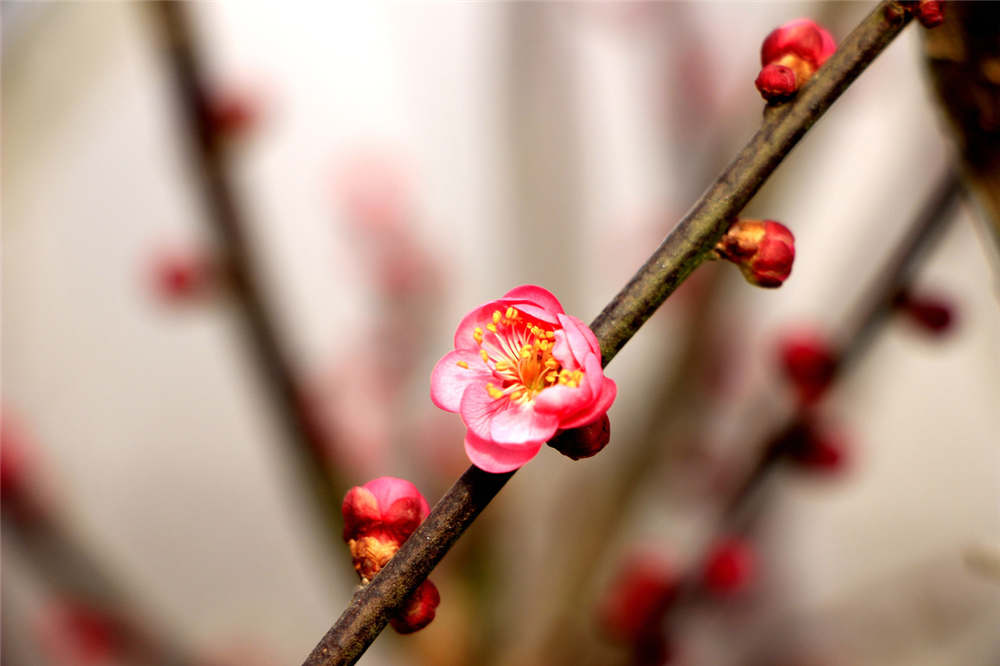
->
[715,219,795,288]
[149,247,217,304]
[778,330,838,404]
[701,537,755,597]
[756,19,836,102]
[898,0,945,28]
[547,413,611,461]
[599,553,677,642]
[894,291,955,335]
[778,419,848,473]
[208,88,260,138]
[342,477,430,583]
[388,580,441,634]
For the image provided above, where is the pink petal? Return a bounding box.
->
[489,401,559,445]
[459,382,508,441]
[533,380,592,417]
[464,430,542,473]
[557,313,600,367]
[431,350,493,413]
[502,285,565,314]
[500,300,559,326]
[453,302,495,351]
[560,376,617,430]
[362,476,430,518]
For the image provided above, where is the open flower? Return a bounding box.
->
[431,285,617,473]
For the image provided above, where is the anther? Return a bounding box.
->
[456,360,469,369]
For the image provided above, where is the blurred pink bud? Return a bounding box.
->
[916,0,945,27]
[702,537,755,597]
[1,412,46,523]
[388,579,441,634]
[335,152,413,232]
[547,413,611,461]
[149,247,216,304]
[208,88,261,137]
[37,600,122,666]
[894,291,956,335]
[715,219,795,288]
[756,19,836,102]
[342,477,430,583]
[778,330,838,404]
[599,553,678,642]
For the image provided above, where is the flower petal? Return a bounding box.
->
[459,381,508,441]
[533,380,592,416]
[557,313,600,367]
[560,376,617,429]
[453,303,495,351]
[489,401,559,445]
[431,350,493,413]
[502,285,565,314]
[464,430,542,473]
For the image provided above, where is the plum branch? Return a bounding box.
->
[303,3,917,664]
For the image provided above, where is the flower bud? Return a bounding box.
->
[894,291,955,335]
[778,419,848,473]
[778,330,838,404]
[714,219,795,288]
[701,537,755,597]
[600,553,677,642]
[37,599,123,666]
[388,580,441,634]
[756,19,836,102]
[898,0,945,28]
[547,413,611,461]
[208,88,261,138]
[342,477,430,583]
[149,247,216,304]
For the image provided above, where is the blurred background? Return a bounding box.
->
[2,2,999,665]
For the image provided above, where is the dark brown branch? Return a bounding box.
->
[303,3,915,664]
[150,4,344,545]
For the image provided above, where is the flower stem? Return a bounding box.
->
[305,3,914,664]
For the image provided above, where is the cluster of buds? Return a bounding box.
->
[547,413,611,461]
[778,329,838,404]
[701,537,755,597]
[342,477,440,633]
[891,1,945,28]
[714,219,795,288]
[755,19,837,102]
[893,290,956,336]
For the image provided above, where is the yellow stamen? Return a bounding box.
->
[493,310,502,324]
[495,360,512,371]
[473,327,483,345]
[456,360,469,369]
[487,323,497,333]
[480,349,489,362]
[544,358,559,369]
[486,383,504,400]
[505,307,516,319]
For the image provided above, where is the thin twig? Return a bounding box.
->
[150,4,344,545]
[303,3,915,664]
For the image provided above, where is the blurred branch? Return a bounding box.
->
[149,5,344,547]
[303,3,916,664]
[4,509,191,664]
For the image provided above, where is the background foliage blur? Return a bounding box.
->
[3,2,999,665]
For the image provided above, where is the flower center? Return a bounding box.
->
[463,307,584,405]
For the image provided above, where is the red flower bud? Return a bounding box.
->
[756,19,836,102]
[547,413,611,461]
[37,600,124,666]
[599,553,677,642]
[342,477,430,583]
[388,579,441,634]
[755,64,798,101]
[208,89,260,138]
[149,247,216,304]
[778,330,838,404]
[898,1,945,28]
[778,419,849,473]
[915,0,944,27]
[715,219,795,288]
[894,291,955,335]
[702,537,755,597]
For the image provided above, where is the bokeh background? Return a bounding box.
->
[3,2,999,665]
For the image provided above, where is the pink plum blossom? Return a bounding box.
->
[431,285,617,473]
